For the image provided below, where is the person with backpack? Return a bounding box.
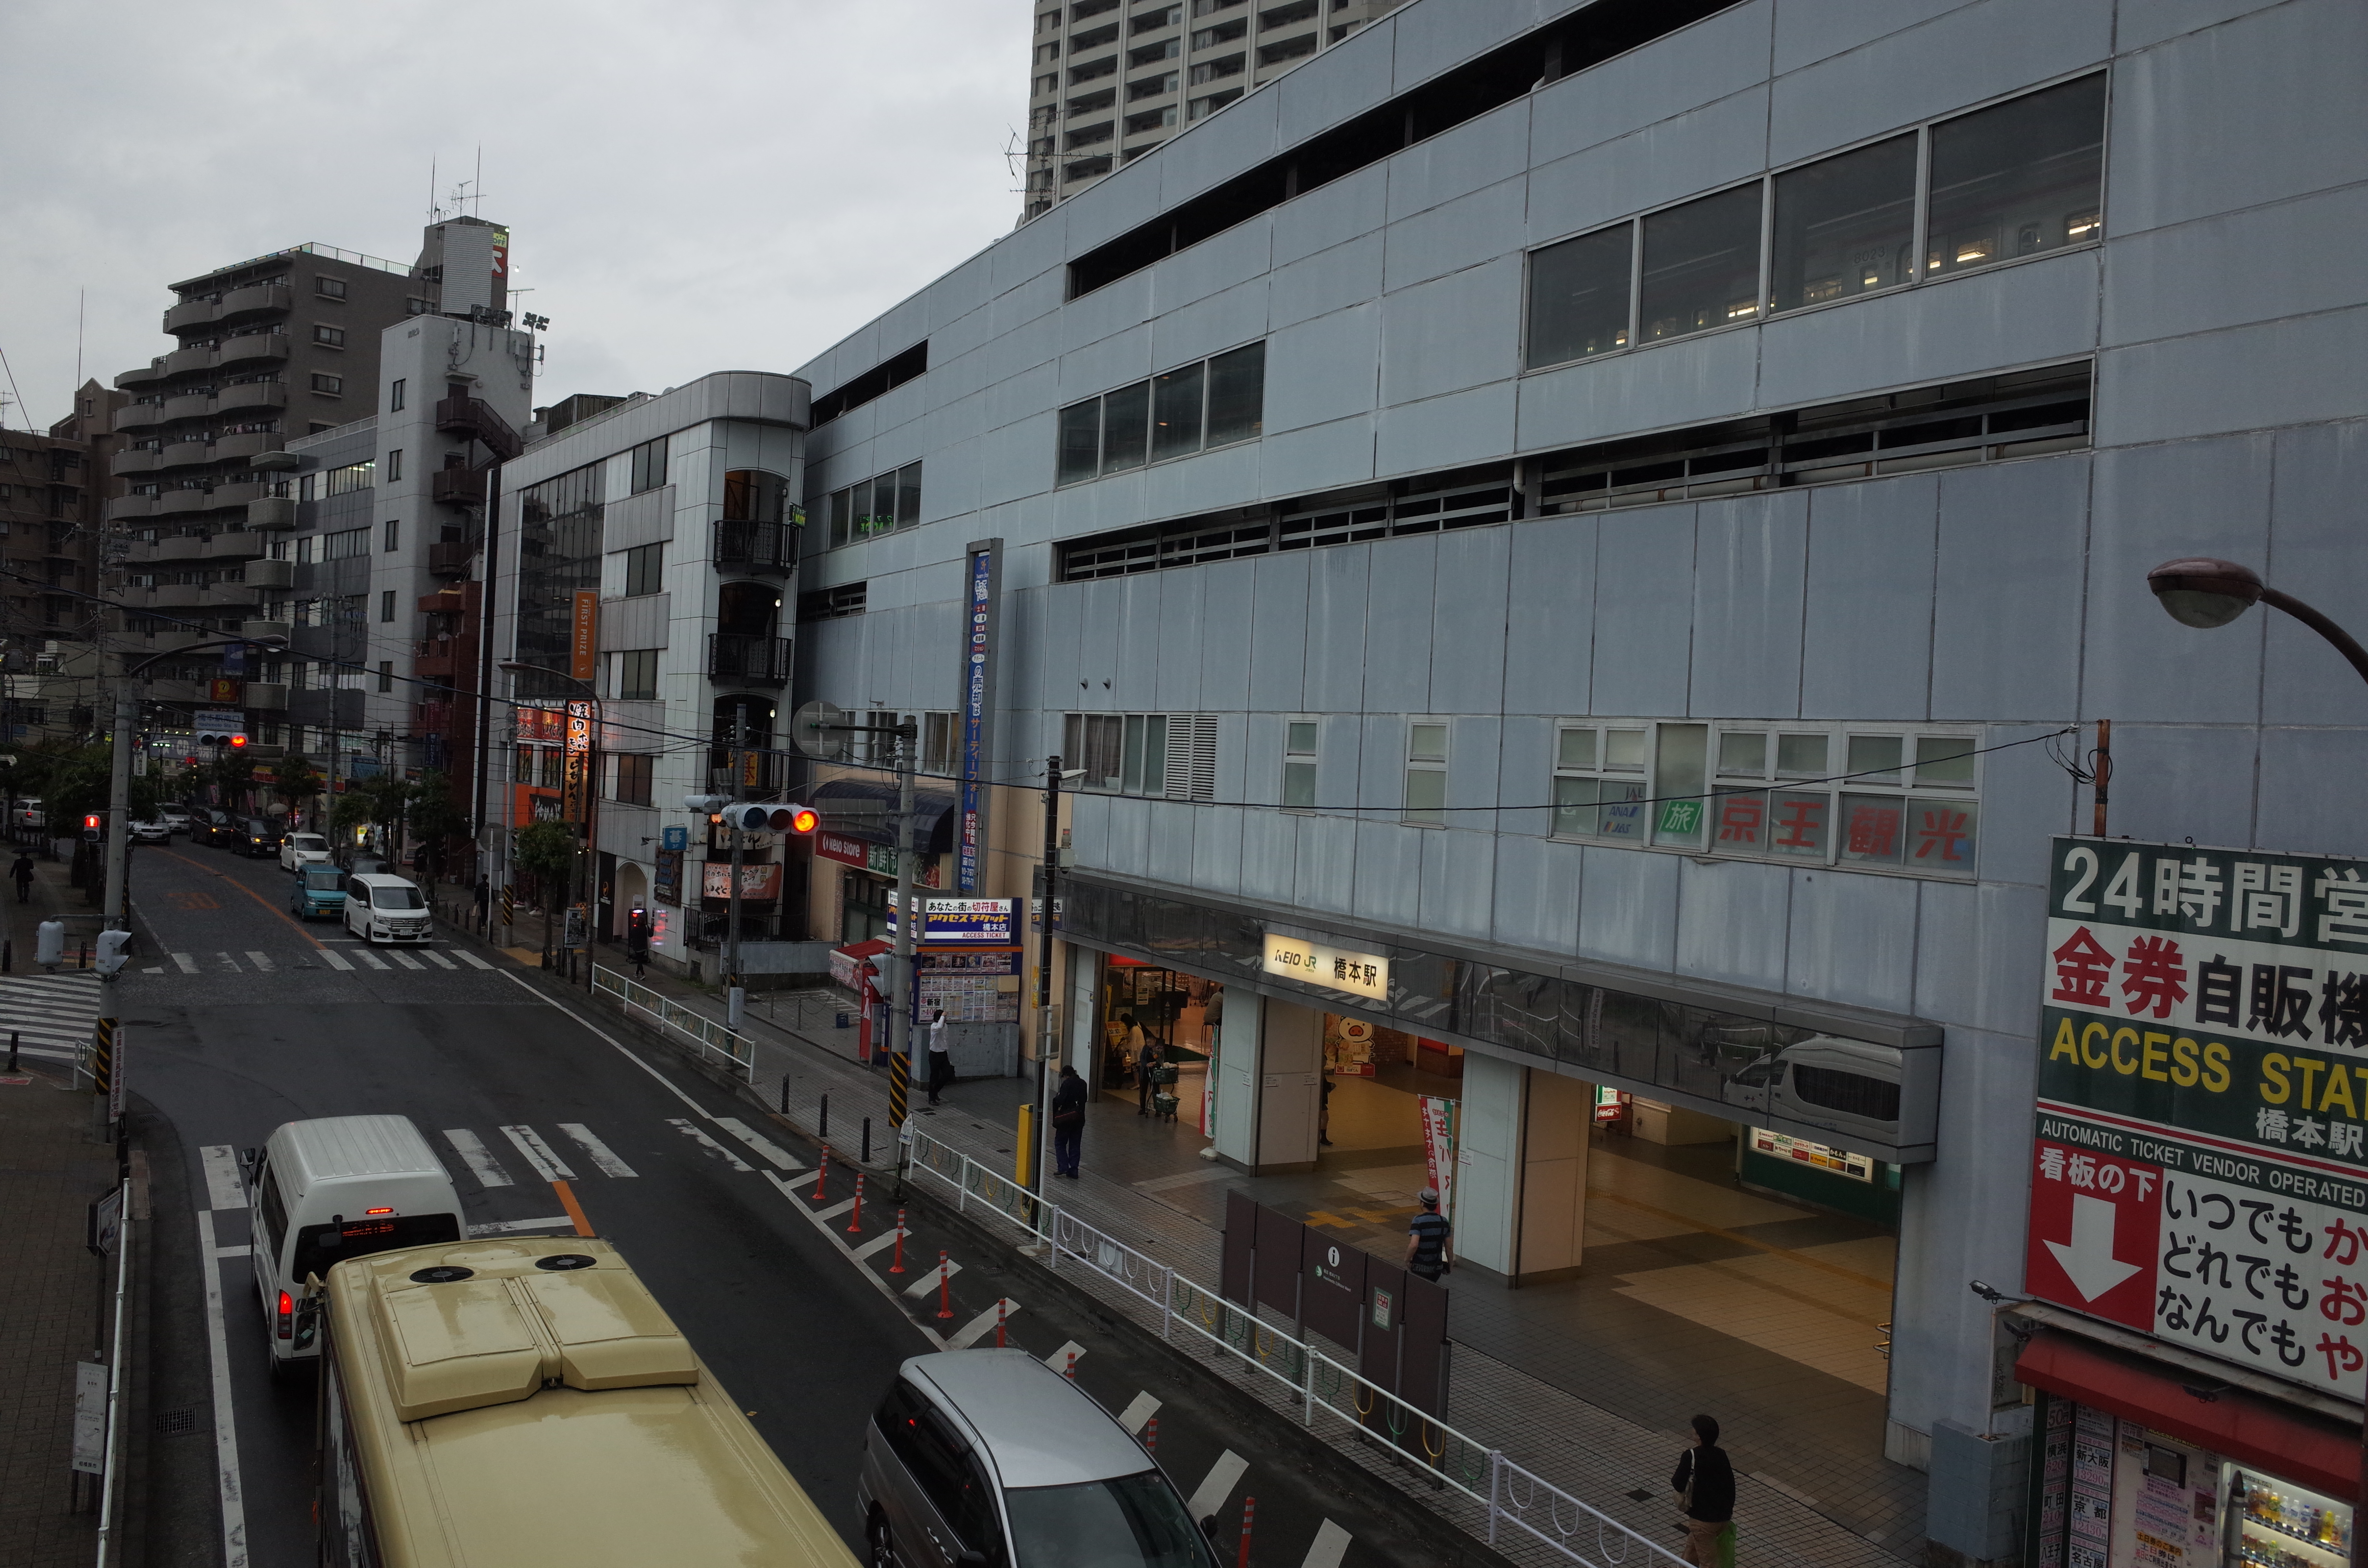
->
[1049,1065,1087,1178]
[1671,1414,1736,1567]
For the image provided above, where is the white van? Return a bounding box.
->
[1721,1035,1903,1146]
[344,872,432,943]
[242,1115,463,1374]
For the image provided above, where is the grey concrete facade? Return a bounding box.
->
[792,0,2368,1544]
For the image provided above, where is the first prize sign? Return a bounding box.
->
[1262,934,1390,1003]
[2030,835,2368,1400]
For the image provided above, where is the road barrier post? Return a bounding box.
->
[996,1298,1006,1348]
[820,1093,829,1140]
[7,1030,16,1071]
[1062,1349,1076,1381]
[810,1157,828,1203]
[1145,1415,1157,1452]
[888,1052,909,1128]
[848,1173,865,1234]
[889,1210,906,1274]
[1236,1498,1255,1568]
[779,1078,789,1115]
[862,1116,872,1164]
[936,1252,954,1320]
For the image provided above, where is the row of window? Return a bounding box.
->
[282,527,370,564]
[822,462,923,548]
[298,460,375,501]
[1528,74,2104,370]
[1056,341,1264,487]
[1060,711,1221,800]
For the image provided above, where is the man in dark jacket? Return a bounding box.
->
[1050,1065,1087,1178]
[1671,1414,1735,1567]
[10,852,33,904]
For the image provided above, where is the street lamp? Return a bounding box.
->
[2146,557,2368,686]
[499,662,600,989]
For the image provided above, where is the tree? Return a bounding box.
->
[511,820,579,912]
[407,771,471,885]
[273,757,323,824]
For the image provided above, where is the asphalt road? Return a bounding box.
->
[111,838,1437,1568]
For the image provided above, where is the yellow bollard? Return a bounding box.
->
[1014,1103,1035,1188]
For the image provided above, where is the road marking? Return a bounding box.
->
[1044,1340,1086,1375]
[500,1125,577,1181]
[316,948,353,972]
[421,951,456,969]
[559,1123,639,1178]
[1299,1520,1353,1568]
[467,1216,575,1236]
[354,950,390,971]
[713,1115,802,1170]
[212,1244,251,1258]
[852,1226,908,1262]
[948,1299,1023,1350]
[243,952,275,973]
[216,953,241,971]
[497,970,714,1120]
[552,1179,595,1237]
[902,1259,962,1298]
[388,952,425,971]
[200,1145,248,1210]
[764,1170,945,1351]
[814,1196,857,1222]
[1118,1391,1160,1433]
[143,967,162,973]
[172,953,199,974]
[1186,1451,1248,1521]
[443,1129,515,1188]
[455,950,493,969]
[665,1116,752,1171]
[197,1209,250,1568]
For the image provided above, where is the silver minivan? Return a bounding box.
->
[860,1350,1216,1568]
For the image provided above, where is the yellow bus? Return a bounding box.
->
[313,1234,861,1568]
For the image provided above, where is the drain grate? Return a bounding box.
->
[154,1406,202,1437]
[1626,1488,1656,1503]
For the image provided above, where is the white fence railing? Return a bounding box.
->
[903,1129,1692,1568]
[592,965,753,1077]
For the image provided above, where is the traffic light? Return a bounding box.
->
[229,735,247,749]
[82,813,101,845]
[786,806,819,835]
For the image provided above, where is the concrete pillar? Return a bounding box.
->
[1208,991,1259,1166]
[1453,1055,1592,1284]
[1517,1069,1593,1280]
[1208,993,1323,1173]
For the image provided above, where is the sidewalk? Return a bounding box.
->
[518,930,1920,1568]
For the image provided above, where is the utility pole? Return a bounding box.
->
[726,700,747,1028]
[470,460,504,934]
[1027,755,1062,1200]
[100,693,133,929]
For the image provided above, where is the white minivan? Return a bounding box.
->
[241,1115,464,1374]
[345,872,432,943]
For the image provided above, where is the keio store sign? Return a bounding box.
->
[2029,835,2368,1400]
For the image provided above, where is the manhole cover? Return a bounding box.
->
[1626,1488,1655,1503]
[155,1407,202,1437]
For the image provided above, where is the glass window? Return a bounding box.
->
[1058,399,1102,484]
[1556,727,1596,771]
[311,373,343,394]
[895,464,923,527]
[868,473,898,537]
[382,518,400,552]
[1151,362,1204,462]
[1603,728,1647,771]
[1004,1471,1217,1568]
[1283,720,1316,808]
[1926,74,2106,277]
[1770,133,1918,313]
[1102,381,1150,472]
[629,437,669,493]
[1552,775,1599,837]
[1907,796,1978,873]
[379,589,395,622]
[1838,793,1906,866]
[724,469,788,524]
[1846,734,1902,784]
[389,379,405,411]
[1122,714,1147,793]
[1915,735,1975,788]
[1651,722,1708,848]
[315,277,346,299]
[623,543,663,597]
[1203,342,1264,446]
[1776,732,1828,777]
[1529,225,1633,368]
[313,325,345,347]
[1716,730,1766,776]
[1640,184,1762,342]
[616,648,658,700]
[1404,722,1447,826]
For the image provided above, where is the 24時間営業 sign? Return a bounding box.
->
[2030,836,2368,1401]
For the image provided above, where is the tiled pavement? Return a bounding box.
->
[543,944,1927,1568]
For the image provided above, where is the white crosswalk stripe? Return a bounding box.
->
[172,953,199,974]
[199,1145,248,1211]
[902,1259,963,1298]
[354,950,390,970]
[0,973,105,1066]
[663,1117,752,1171]
[455,951,493,969]
[852,1226,909,1263]
[1117,1392,1160,1433]
[388,952,424,970]
[558,1123,638,1178]
[500,1125,577,1181]
[444,1129,514,1188]
[244,951,275,973]
[215,952,241,972]
[1185,1452,1248,1521]
[422,951,456,970]
[1298,1520,1353,1568]
[1044,1340,1086,1376]
[316,948,353,971]
[713,1116,801,1170]
[947,1299,1023,1350]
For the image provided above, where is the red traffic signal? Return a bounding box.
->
[82,814,101,830]
[786,806,820,835]
[229,735,248,748]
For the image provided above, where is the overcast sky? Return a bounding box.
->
[0,0,1027,431]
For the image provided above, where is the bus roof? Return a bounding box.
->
[326,1237,856,1568]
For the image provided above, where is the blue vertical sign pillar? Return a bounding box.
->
[958,539,1002,893]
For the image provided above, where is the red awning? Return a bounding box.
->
[2015,1329,2357,1496]
[835,939,890,959]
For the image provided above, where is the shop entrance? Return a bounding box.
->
[1097,959,1219,1122]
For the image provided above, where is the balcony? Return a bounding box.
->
[713,519,796,576]
[205,531,271,564]
[114,360,165,391]
[141,679,211,706]
[163,298,222,334]
[203,480,272,512]
[247,497,296,530]
[213,431,283,462]
[241,618,292,644]
[104,495,157,523]
[145,583,210,610]
[243,559,293,589]
[414,638,468,680]
[217,283,290,324]
[202,581,263,610]
[158,440,213,470]
[432,393,522,460]
[244,682,289,712]
[163,344,217,377]
[429,466,485,507]
[217,331,288,367]
[162,391,214,422]
[109,449,160,478]
[707,634,793,687]
[154,534,208,563]
[111,403,163,433]
[214,380,287,415]
[427,540,474,579]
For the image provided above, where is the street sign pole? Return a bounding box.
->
[727,701,746,1028]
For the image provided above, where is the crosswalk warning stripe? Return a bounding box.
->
[317,949,353,971]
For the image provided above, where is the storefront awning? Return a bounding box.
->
[2014,1328,2357,1496]
[811,778,956,855]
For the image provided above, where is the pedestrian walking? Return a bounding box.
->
[1405,1188,1452,1280]
[1670,1414,1736,1568]
[11,851,33,904]
[1050,1064,1087,1178]
[925,1008,954,1105]
[1135,1033,1159,1116]
[1319,1075,1335,1146]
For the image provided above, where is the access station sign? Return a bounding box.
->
[2030,836,2368,1402]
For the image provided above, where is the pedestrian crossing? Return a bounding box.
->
[140,944,493,976]
[0,970,105,1066]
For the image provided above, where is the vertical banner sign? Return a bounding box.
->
[2029,835,2368,1402]
[1419,1096,1459,1221]
[957,539,1002,893]
[562,700,594,824]
[570,591,600,683]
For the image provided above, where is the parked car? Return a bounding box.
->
[238,817,283,858]
[193,808,239,846]
[10,798,41,832]
[278,831,332,871]
[128,818,173,844]
[290,863,346,921]
[344,873,432,944]
[157,803,192,832]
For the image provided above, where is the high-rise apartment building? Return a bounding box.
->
[1023,0,1410,221]
[0,382,125,744]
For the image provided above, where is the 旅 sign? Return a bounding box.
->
[2031,835,2368,1400]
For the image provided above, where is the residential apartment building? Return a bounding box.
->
[790,0,2368,1562]
[1024,0,1411,221]
[0,383,125,743]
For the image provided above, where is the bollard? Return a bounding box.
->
[820,1093,829,1140]
[996,1298,1007,1348]
[1145,1415,1157,1453]
[936,1252,954,1320]
[2,938,11,972]
[810,1157,828,1203]
[1062,1350,1076,1381]
[79,940,88,970]
[1235,1498,1256,1568]
[888,1210,907,1274]
[862,1116,872,1164]
[6,1030,15,1072]
[847,1173,865,1234]
[779,1078,789,1115]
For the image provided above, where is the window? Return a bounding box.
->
[313,325,345,347]
[1131,70,1181,99]
[291,527,370,565]
[388,378,405,411]
[629,437,668,493]
[1926,73,2106,277]
[1552,724,1649,841]
[1770,133,1917,313]
[923,712,956,778]
[382,518,400,552]
[311,374,344,395]
[1282,721,1317,808]
[622,543,664,596]
[376,662,393,693]
[614,649,658,700]
[1190,18,1245,46]
[1403,723,1449,826]
[319,459,374,497]
[1527,226,1631,367]
[315,276,347,299]
[796,582,868,620]
[1188,53,1244,84]
[1061,712,1217,799]
[1056,342,1263,485]
[1126,105,1179,135]
[385,450,402,482]
[823,462,922,547]
[612,754,654,806]
[379,590,395,622]
[1134,6,1181,33]
[1640,183,1762,341]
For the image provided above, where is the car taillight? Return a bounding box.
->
[276,1289,294,1340]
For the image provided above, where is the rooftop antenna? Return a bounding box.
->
[74,290,85,392]
[473,145,482,217]
[428,155,441,222]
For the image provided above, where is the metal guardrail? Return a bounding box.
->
[903,1129,1690,1568]
[591,965,754,1078]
